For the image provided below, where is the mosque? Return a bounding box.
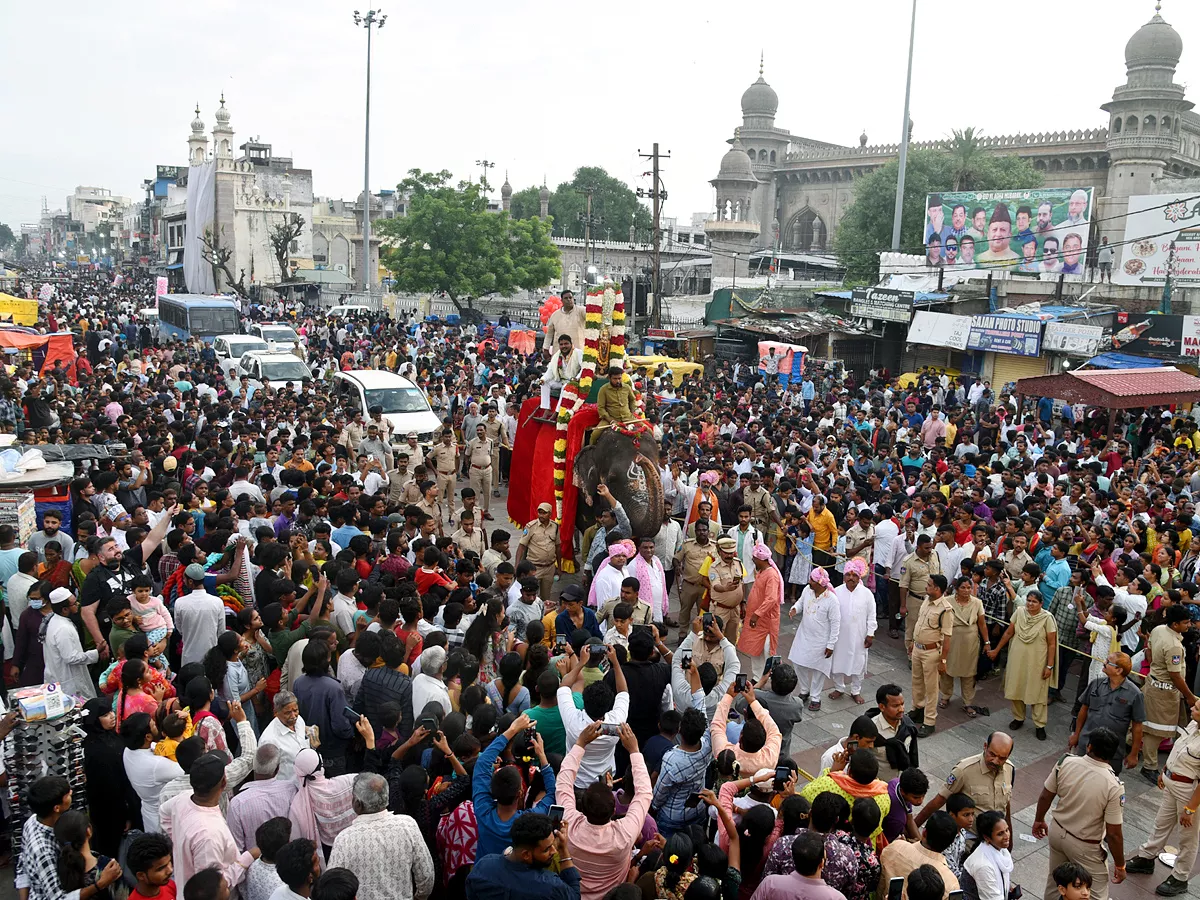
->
[706,4,1200,278]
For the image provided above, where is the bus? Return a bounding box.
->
[158,295,241,344]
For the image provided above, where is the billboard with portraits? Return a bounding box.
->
[922,188,1093,274]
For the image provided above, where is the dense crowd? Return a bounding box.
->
[3,267,1199,900]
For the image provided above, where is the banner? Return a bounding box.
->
[155,276,168,297]
[907,311,970,350]
[0,295,39,326]
[1043,322,1105,355]
[757,341,806,385]
[1114,194,1200,286]
[1108,314,1200,358]
[966,314,1043,357]
[850,287,915,324]
[923,188,1093,274]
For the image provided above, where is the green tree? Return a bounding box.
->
[949,127,985,191]
[0,224,14,253]
[834,146,1041,284]
[510,166,653,243]
[378,169,560,310]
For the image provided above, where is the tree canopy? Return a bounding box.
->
[834,139,1042,284]
[378,169,560,309]
[509,166,653,243]
[0,224,14,253]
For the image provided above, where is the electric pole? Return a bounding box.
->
[637,143,670,328]
[575,186,603,265]
[475,159,495,195]
[353,9,386,297]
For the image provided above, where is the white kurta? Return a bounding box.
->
[830,583,878,679]
[787,586,841,676]
[43,613,99,699]
[589,564,629,609]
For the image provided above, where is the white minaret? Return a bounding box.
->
[212,93,234,160]
[188,104,208,164]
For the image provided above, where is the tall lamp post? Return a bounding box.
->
[890,0,917,251]
[353,9,386,296]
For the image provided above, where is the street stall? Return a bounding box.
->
[1015,366,1200,435]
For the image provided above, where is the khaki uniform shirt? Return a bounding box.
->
[1001,549,1033,583]
[937,752,1015,814]
[1044,752,1124,840]
[416,498,442,523]
[898,552,942,603]
[430,442,458,475]
[519,520,559,567]
[676,539,717,584]
[597,597,653,628]
[400,482,424,506]
[1165,720,1200,779]
[483,418,508,448]
[742,487,775,532]
[451,527,486,558]
[708,558,744,609]
[914,596,954,647]
[467,437,493,469]
[1149,623,1186,684]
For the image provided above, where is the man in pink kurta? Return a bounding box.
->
[556,721,653,900]
[737,543,783,680]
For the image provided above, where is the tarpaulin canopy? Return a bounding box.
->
[1016,367,1200,409]
[1084,352,1168,370]
[0,331,77,381]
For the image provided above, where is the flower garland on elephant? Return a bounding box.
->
[551,282,646,570]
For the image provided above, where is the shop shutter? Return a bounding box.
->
[901,345,953,373]
[990,353,1049,395]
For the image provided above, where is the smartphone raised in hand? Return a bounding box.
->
[735,673,749,693]
[548,805,565,826]
[774,764,791,791]
[888,878,905,900]
[685,791,703,809]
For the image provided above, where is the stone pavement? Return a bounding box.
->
[770,609,1180,900]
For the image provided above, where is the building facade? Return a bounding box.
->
[710,7,1200,258]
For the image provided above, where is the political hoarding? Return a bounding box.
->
[922,188,1093,274]
[966,315,1042,357]
[1114,194,1200,287]
[850,287,915,324]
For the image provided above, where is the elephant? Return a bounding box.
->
[574,429,664,547]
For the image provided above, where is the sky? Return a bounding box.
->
[2,0,1197,232]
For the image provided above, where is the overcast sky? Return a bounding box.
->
[1,0,1196,233]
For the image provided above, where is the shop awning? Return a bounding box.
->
[1084,352,1168,370]
[1015,367,1200,409]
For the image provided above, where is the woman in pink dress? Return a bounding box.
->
[114,659,164,728]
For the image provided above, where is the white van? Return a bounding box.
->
[331,370,441,447]
[328,305,372,319]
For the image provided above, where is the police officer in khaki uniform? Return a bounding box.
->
[450,511,486,559]
[465,424,495,518]
[898,534,942,654]
[1126,698,1200,896]
[428,431,458,522]
[915,732,1014,829]
[1033,727,1127,900]
[483,408,509,495]
[706,536,745,645]
[517,502,560,603]
[675,520,717,644]
[1143,606,1198,781]
[416,481,444,538]
[742,472,778,535]
[911,573,953,737]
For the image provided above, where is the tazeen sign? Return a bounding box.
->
[850,287,915,324]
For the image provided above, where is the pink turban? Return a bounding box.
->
[844,557,868,579]
[810,567,831,590]
[699,470,720,486]
[609,540,636,559]
[751,543,773,560]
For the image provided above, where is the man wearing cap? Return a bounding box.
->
[164,751,258,891]
[428,430,458,523]
[466,423,496,520]
[43,587,99,699]
[704,536,746,645]
[174,563,227,668]
[483,406,509,496]
[517,502,560,604]
[977,205,1019,266]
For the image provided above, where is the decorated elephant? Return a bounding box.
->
[573,428,664,541]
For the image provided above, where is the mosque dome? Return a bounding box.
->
[741,75,778,118]
[501,174,512,199]
[214,94,231,126]
[539,182,550,202]
[1126,7,1183,68]
[718,137,756,180]
[191,105,206,135]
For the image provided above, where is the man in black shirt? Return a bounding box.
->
[605,628,671,744]
[23,382,55,430]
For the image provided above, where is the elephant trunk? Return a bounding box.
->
[635,452,664,538]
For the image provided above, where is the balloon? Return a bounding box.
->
[539,295,562,328]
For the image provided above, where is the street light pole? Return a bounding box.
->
[353,9,386,297]
[891,0,917,252]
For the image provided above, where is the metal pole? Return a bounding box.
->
[362,20,372,296]
[652,143,661,328]
[890,0,917,251]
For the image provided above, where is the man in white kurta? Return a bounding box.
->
[829,559,878,701]
[587,541,634,610]
[43,587,99,699]
[787,567,841,710]
[630,538,669,623]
